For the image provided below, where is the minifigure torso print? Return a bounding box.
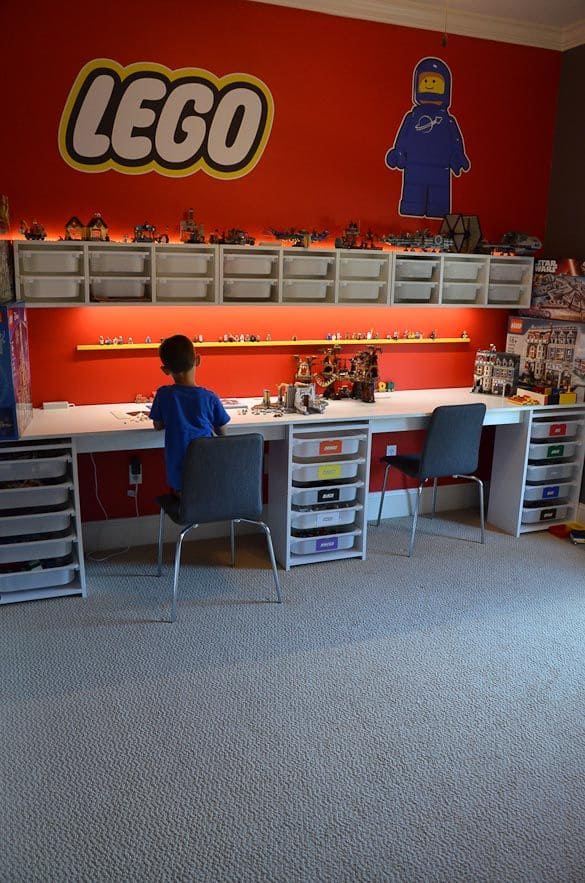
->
[385,57,470,219]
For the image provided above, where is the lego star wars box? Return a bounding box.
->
[528,258,585,322]
[506,316,585,403]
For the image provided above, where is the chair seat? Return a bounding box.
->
[155,494,182,524]
[380,453,422,479]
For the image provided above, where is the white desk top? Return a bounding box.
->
[17,388,559,453]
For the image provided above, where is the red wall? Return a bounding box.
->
[1,0,562,520]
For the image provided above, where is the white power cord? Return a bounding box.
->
[87,452,130,562]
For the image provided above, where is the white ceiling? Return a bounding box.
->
[254,0,585,49]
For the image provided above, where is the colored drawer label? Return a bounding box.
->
[316,511,340,526]
[542,486,560,499]
[317,488,340,503]
[539,508,557,521]
[316,536,339,551]
[548,423,566,437]
[317,463,342,480]
[319,439,342,455]
[547,444,564,458]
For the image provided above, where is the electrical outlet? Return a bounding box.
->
[127,489,136,497]
[129,458,143,485]
[386,444,397,456]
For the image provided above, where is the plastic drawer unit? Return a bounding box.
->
[20,249,83,274]
[156,278,213,300]
[22,278,85,301]
[394,259,437,280]
[523,481,574,502]
[290,505,361,531]
[90,278,149,300]
[393,281,436,303]
[290,529,360,556]
[156,251,213,275]
[292,458,363,485]
[223,280,276,300]
[89,250,149,274]
[521,504,569,525]
[442,283,482,303]
[291,482,363,507]
[0,440,85,604]
[338,281,386,302]
[293,434,364,458]
[282,280,334,301]
[488,284,526,304]
[223,254,278,276]
[340,257,386,279]
[443,260,484,281]
[525,463,577,482]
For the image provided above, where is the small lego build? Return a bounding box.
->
[501,231,542,255]
[381,228,452,252]
[335,220,382,250]
[267,227,329,247]
[209,228,255,245]
[20,219,46,240]
[0,195,9,235]
[64,216,85,240]
[87,213,109,241]
[180,208,205,244]
[133,222,168,243]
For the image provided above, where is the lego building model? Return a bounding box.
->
[506,316,585,403]
[472,346,519,396]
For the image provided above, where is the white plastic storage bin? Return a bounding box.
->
[21,250,83,274]
[90,278,148,300]
[282,280,333,300]
[490,262,528,283]
[291,483,361,507]
[528,441,579,461]
[443,260,484,281]
[89,250,149,274]
[223,280,275,300]
[156,252,212,274]
[393,282,435,302]
[340,258,385,278]
[290,530,358,556]
[0,533,75,564]
[488,285,524,304]
[291,506,360,531]
[0,564,78,593]
[22,278,84,300]
[530,419,581,440]
[338,281,385,301]
[523,482,574,503]
[292,459,362,484]
[293,435,364,458]
[442,284,481,303]
[521,504,569,524]
[525,463,577,482]
[156,278,212,300]
[0,482,72,510]
[223,254,278,275]
[395,259,437,280]
[0,509,73,538]
[283,255,333,277]
[0,455,69,482]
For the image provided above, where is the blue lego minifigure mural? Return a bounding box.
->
[385,57,470,219]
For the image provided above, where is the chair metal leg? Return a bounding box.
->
[233,518,282,603]
[230,520,236,567]
[170,523,197,623]
[430,477,438,518]
[453,474,485,544]
[408,483,424,557]
[156,509,165,576]
[376,463,391,526]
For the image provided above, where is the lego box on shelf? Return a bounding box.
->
[506,315,585,403]
[528,257,585,322]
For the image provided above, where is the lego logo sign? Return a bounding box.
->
[509,319,524,333]
[58,59,274,178]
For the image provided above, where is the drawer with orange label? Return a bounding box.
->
[292,434,365,458]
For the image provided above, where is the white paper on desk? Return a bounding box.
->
[111,410,151,421]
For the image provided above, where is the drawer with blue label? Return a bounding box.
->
[290,529,360,556]
[523,481,574,503]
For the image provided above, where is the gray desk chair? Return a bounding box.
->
[156,433,282,622]
[375,402,487,556]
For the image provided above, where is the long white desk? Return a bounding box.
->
[21,388,527,452]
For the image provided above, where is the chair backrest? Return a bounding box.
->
[178,433,264,525]
[419,403,487,480]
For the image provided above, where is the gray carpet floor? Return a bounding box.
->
[2,513,585,883]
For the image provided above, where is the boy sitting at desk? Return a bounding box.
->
[151,334,230,492]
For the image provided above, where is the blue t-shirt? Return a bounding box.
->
[150,384,230,490]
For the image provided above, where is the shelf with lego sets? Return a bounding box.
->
[76,337,471,352]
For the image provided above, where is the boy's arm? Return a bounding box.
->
[150,393,164,431]
[212,395,231,436]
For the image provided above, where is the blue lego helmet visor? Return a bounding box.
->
[413,57,452,107]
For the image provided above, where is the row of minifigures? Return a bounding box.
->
[97,329,470,345]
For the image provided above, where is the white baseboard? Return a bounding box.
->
[83,485,482,552]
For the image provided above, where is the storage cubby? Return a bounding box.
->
[440,255,488,306]
[154,244,218,303]
[0,438,86,604]
[15,241,86,304]
[391,253,441,304]
[88,243,152,303]
[221,245,280,303]
[487,256,533,307]
[337,250,391,304]
[281,247,336,303]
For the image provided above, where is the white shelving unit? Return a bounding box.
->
[0,438,86,604]
[488,407,585,536]
[267,422,371,569]
[13,241,534,308]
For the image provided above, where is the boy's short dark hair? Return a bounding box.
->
[159,335,196,374]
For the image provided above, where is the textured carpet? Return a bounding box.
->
[2,514,585,883]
